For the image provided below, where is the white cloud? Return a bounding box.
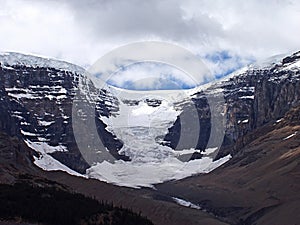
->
[0,0,114,66]
[0,0,300,89]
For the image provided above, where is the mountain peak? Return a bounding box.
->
[0,52,85,74]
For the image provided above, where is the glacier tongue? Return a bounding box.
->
[88,91,231,188]
[101,94,180,162]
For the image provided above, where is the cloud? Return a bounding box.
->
[108,62,197,90]
[203,51,255,78]
[0,0,300,89]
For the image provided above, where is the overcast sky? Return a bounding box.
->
[1,0,300,89]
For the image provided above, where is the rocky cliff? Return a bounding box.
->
[164,51,300,159]
[0,53,124,173]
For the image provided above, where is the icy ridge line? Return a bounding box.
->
[0,52,85,74]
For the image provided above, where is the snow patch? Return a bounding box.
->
[280,60,300,71]
[202,147,218,155]
[21,130,38,136]
[38,121,55,126]
[172,197,201,210]
[283,131,297,140]
[25,140,84,177]
[242,119,249,123]
[24,140,68,153]
[8,92,41,99]
[239,95,254,100]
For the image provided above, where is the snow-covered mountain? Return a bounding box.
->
[164,51,300,158]
[0,51,300,188]
[0,52,124,175]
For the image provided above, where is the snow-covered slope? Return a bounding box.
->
[0,52,85,74]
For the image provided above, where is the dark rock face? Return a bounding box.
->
[164,51,300,158]
[122,99,140,106]
[163,96,211,151]
[0,59,124,173]
[0,85,19,136]
[0,131,38,183]
[145,98,162,107]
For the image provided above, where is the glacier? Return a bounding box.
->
[87,87,231,188]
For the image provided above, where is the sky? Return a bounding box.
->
[1,0,300,89]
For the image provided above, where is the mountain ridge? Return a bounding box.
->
[0,50,300,187]
[0,50,299,225]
